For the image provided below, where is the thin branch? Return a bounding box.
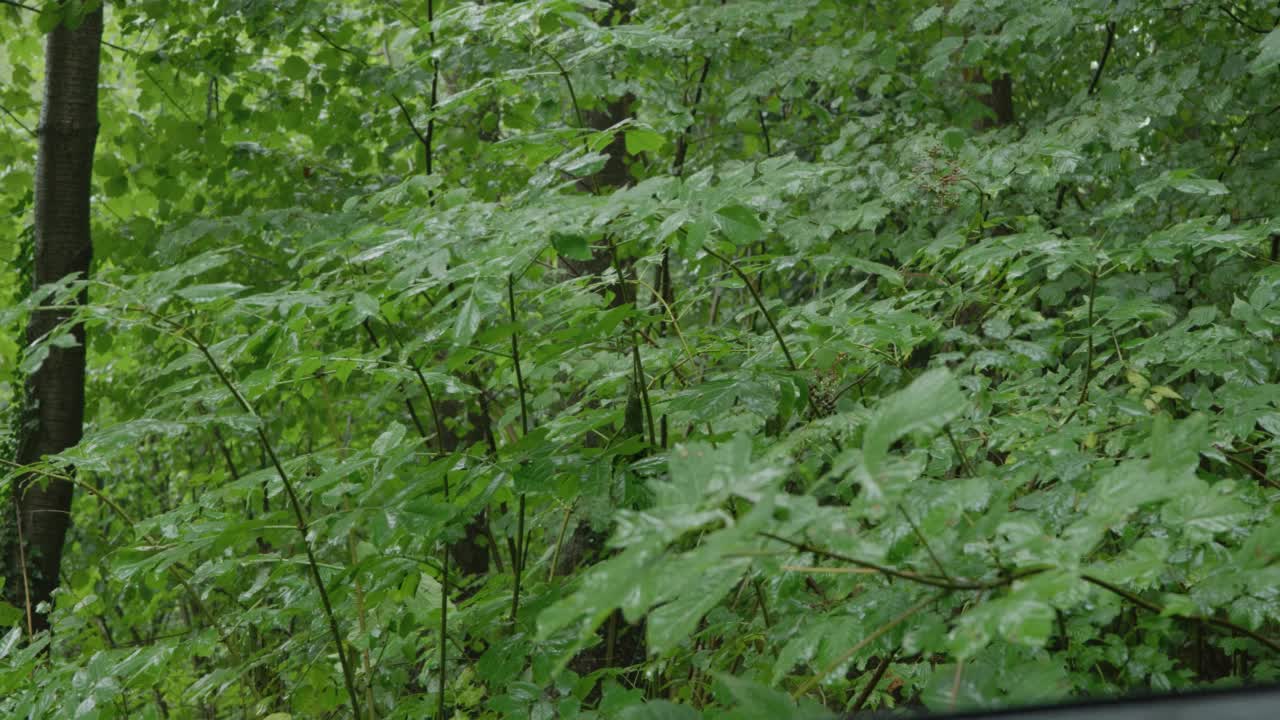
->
[757,108,772,156]
[1080,574,1280,653]
[317,387,375,720]
[656,246,675,454]
[508,274,529,625]
[440,529,450,720]
[1072,187,1090,212]
[764,529,1280,658]
[135,309,361,717]
[702,246,798,372]
[2,459,235,659]
[548,500,576,581]
[3,458,137,529]
[391,93,430,153]
[1077,264,1099,408]
[793,594,938,697]
[1216,102,1280,181]
[673,56,712,177]
[898,505,950,581]
[850,649,897,713]
[1219,3,1270,34]
[360,319,447,460]
[361,321,425,440]
[210,426,240,480]
[100,39,134,56]
[425,0,439,178]
[631,272,695,363]
[524,35,601,195]
[752,578,772,628]
[1087,22,1116,96]
[12,501,34,638]
[1214,444,1280,489]
[781,565,877,575]
[950,658,966,710]
[139,64,196,122]
[419,5,450,696]
[631,331,658,447]
[530,41,586,131]
[759,532,1035,591]
[0,0,38,12]
[0,102,36,138]
[508,275,529,438]
[315,24,437,179]
[831,366,877,403]
[944,427,975,477]
[1219,138,1245,182]
[313,27,369,65]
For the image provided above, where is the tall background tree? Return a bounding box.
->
[3,1,101,637]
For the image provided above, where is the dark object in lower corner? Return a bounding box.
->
[848,684,1280,720]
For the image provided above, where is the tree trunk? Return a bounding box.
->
[963,68,1014,130]
[6,6,102,636]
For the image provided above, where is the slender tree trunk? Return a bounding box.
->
[6,6,102,635]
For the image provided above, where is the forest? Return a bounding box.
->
[3,0,1280,718]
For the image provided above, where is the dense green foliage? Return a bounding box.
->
[4,0,1280,717]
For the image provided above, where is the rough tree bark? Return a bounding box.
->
[5,5,102,635]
